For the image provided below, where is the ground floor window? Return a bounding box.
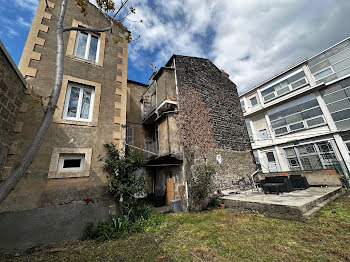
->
[341,134,350,153]
[283,140,338,171]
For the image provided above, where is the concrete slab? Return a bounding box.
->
[220,186,344,220]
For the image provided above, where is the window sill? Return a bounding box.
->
[48,170,90,179]
[65,54,102,68]
[53,118,98,127]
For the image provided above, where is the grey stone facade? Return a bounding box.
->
[0,41,27,177]
[173,55,251,151]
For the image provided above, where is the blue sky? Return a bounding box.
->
[1,0,350,93]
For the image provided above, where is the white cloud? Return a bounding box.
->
[13,0,38,12]
[106,1,350,93]
[17,17,31,28]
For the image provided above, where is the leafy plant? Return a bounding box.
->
[103,143,148,216]
[191,164,216,211]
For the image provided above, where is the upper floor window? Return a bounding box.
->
[63,82,95,122]
[259,129,268,140]
[250,97,258,107]
[309,39,350,84]
[74,30,100,63]
[268,98,325,136]
[260,70,308,103]
[341,134,350,153]
[126,126,135,145]
[320,78,350,130]
[240,99,246,113]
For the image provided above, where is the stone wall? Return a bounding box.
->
[174,55,251,151]
[0,42,26,177]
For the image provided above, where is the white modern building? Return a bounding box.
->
[239,37,350,186]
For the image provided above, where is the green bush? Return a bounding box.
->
[84,212,166,240]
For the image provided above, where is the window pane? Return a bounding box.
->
[319,84,342,97]
[306,116,325,127]
[276,85,290,96]
[266,152,275,162]
[316,74,337,85]
[314,68,333,80]
[301,107,323,119]
[261,86,275,96]
[298,145,316,155]
[67,87,80,117]
[80,88,92,119]
[274,126,288,135]
[327,98,350,113]
[331,108,350,122]
[250,97,258,106]
[271,118,286,128]
[298,99,319,111]
[282,105,299,116]
[336,67,350,79]
[335,118,350,130]
[269,111,283,121]
[259,129,268,140]
[285,148,296,157]
[263,92,275,102]
[288,71,306,84]
[328,47,350,64]
[288,158,300,167]
[63,159,82,168]
[291,78,307,89]
[323,90,347,104]
[289,122,304,131]
[285,113,303,124]
[317,141,332,153]
[340,78,350,89]
[76,32,88,58]
[88,35,98,61]
[310,60,331,74]
[300,156,322,170]
[308,53,327,68]
[332,57,350,72]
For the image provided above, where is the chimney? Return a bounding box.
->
[221,70,229,78]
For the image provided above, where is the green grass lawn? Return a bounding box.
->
[2,195,350,262]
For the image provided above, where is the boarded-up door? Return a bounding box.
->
[165,177,175,206]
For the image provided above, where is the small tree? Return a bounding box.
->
[0,0,140,204]
[103,143,148,215]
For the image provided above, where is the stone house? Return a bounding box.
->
[138,55,257,209]
[0,40,28,177]
[0,0,129,249]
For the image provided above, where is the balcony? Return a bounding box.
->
[144,138,159,158]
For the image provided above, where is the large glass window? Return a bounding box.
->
[250,97,258,107]
[284,141,337,171]
[74,30,100,63]
[309,39,350,84]
[268,98,325,136]
[63,82,95,122]
[320,78,350,130]
[260,70,308,102]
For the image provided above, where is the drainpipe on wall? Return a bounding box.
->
[173,57,179,105]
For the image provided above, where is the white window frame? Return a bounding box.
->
[74,30,101,63]
[270,104,326,136]
[58,154,85,172]
[283,140,338,171]
[259,129,268,140]
[260,68,308,103]
[63,82,95,122]
[313,67,334,82]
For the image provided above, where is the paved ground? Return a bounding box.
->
[220,186,341,207]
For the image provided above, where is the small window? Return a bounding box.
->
[63,82,95,122]
[126,126,134,145]
[250,97,258,107]
[58,154,85,172]
[266,152,276,163]
[240,100,246,113]
[259,129,268,140]
[74,30,100,63]
[314,67,333,81]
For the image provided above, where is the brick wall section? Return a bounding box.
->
[174,55,251,151]
[0,48,25,176]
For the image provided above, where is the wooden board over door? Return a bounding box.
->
[166,177,175,206]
